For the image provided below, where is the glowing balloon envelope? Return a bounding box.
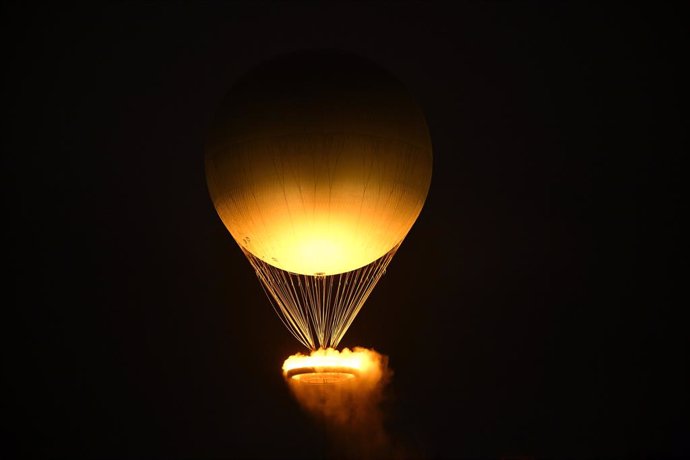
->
[206,51,432,348]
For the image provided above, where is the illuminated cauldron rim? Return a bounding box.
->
[286,366,359,384]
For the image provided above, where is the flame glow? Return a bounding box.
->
[282,347,392,457]
[283,347,378,383]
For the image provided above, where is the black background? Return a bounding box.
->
[4,2,686,459]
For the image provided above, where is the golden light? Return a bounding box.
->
[206,54,431,277]
[207,137,430,277]
[283,348,380,385]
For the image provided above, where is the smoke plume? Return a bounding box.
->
[283,347,400,459]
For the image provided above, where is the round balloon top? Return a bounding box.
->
[206,51,432,275]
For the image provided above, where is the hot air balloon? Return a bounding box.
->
[205,51,432,350]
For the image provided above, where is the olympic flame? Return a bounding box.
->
[283,347,381,382]
[283,347,393,459]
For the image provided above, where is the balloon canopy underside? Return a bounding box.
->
[206,52,432,276]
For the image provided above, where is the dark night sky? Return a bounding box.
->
[3,2,687,459]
